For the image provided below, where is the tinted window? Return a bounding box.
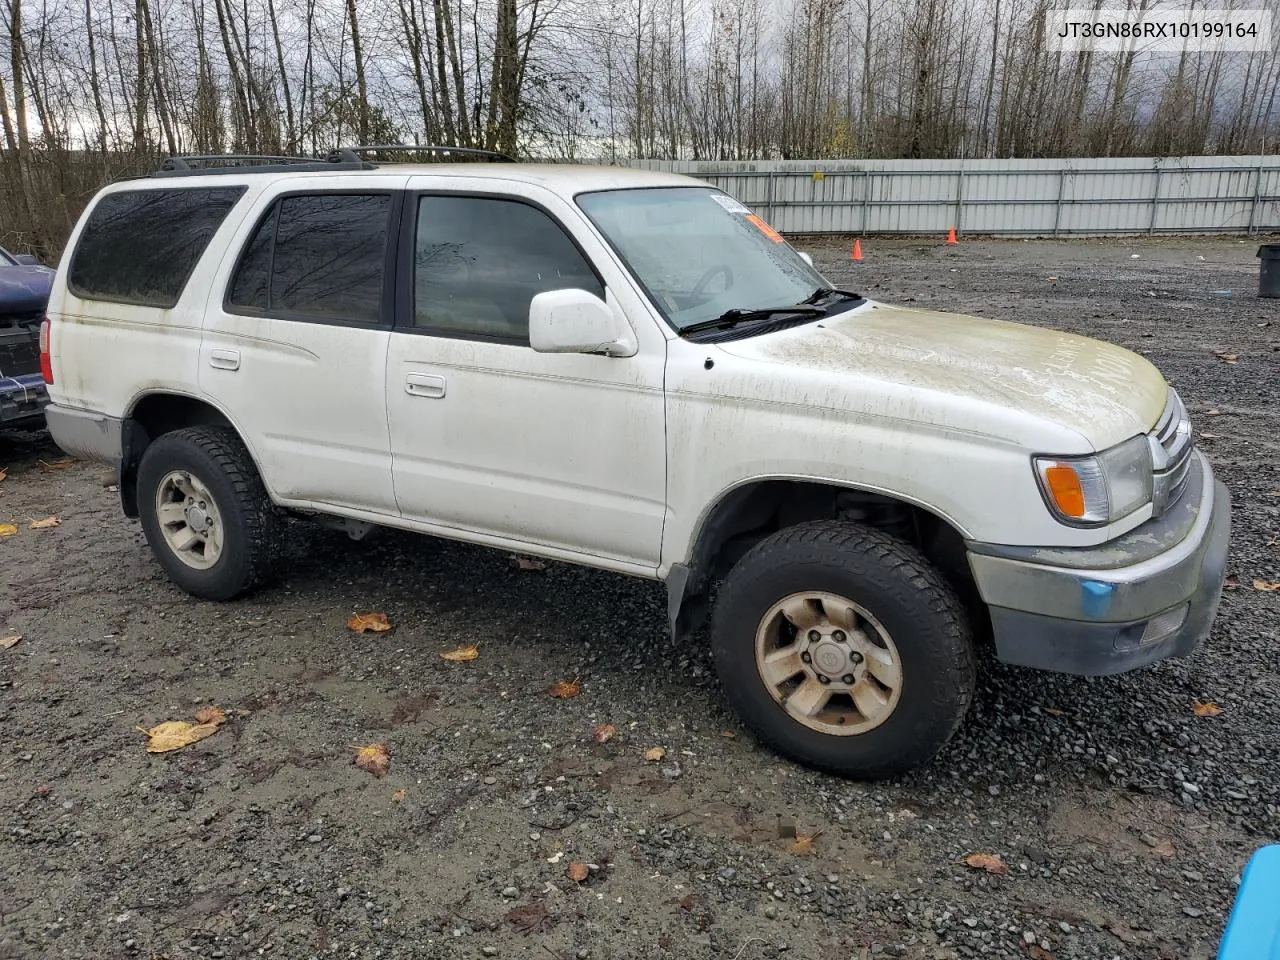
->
[274,194,389,323]
[226,193,391,324]
[70,187,245,307]
[414,196,602,341]
[227,206,275,311]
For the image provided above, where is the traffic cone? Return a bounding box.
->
[946,227,958,245]
[851,238,863,262]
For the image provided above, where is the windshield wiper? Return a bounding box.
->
[680,304,824,336]
[801,286,864,306]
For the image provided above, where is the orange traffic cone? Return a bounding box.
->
[946,227,958,245]
[851,238,863,262]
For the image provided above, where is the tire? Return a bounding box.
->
[136,426,282,600]
[711,520,975,779]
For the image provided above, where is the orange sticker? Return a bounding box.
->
[746,214,785,243]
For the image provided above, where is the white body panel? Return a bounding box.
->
[45,161,1173,582]
[195,175,407,511]
[385,176,667,566]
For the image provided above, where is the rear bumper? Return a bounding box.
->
[0,373,48,425]
[45,402,124,467]
[967,451,1230,676]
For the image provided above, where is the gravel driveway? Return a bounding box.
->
[2,236,1277,960]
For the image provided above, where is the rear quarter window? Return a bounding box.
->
[69,187,246,308]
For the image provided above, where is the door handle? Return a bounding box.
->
[209,348,241,371]
[405,373,446,398]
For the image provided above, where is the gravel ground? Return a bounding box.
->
[2,235,1278,960]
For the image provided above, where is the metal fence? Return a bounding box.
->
[622,156,1280,237]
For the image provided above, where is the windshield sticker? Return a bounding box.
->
[746,214,785,244]
[710,193,750,215]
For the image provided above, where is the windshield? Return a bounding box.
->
[577,187,828,331]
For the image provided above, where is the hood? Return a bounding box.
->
[715,301,1168,451]
[0,263,54,315]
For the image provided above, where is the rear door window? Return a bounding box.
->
[69,187,246,307]
[226,193,392,325]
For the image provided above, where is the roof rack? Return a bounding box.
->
[148,144,513,179]
[328,144,517,164]
[151,153,372,178]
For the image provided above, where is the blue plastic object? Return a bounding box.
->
[1218,845,1280,960]
[1080,580,1114,618]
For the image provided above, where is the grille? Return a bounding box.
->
[1149,389,1193,516]
[0,313,42,378]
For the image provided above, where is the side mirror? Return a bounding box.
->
[13,253,40,266]
[529,289,636,358]
[798,252,814,267]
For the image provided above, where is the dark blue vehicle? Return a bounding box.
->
[0,245,54,427]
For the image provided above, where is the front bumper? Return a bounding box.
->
[967,451,1230,676]
[0,372,48,426]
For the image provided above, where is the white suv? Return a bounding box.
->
[41,148,1230,778]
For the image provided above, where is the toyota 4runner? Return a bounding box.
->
[41,149,1231,778]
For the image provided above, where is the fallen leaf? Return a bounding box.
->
[346,612,392,633]
[506,901,553,935]
[392,788,407,802]
[34,784,50,796]
[566,862,589,883]
[1214,351,1238,363]
[0,635,22,649]
[1151,838,1175,858]
[509,554,546,572]
[1043,707,1065,716]
[1253,579,1280,592]
[1198,432,1218,441]
[38,458,74,471]
[136,719,222,753]
[0,523,17,538]
[721,730,736,738]
[1223,574,1240,591]
[440,644,479,662]
[593,723,617,744]
[192,706,227,726]
[789,831,822,855]
[643,746,666,762]
[1027,946,1056,960]
[1192,699,1222,717]
[961,852,1009,875]
[354,743,390,777]
[549,679,581,699]
[0,468,6,482]
[28,516,59,529]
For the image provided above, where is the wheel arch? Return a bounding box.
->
[120,391,263,517]
[667,477,979,641]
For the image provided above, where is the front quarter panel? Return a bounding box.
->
[661,338,1149,574]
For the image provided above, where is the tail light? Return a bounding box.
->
[39,317,53,384]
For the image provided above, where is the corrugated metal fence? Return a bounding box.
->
[622,156,1280,236]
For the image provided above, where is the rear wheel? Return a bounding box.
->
[137,426,281,600]
[711,521,975,779]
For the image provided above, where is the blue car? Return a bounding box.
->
[0,245,54,427]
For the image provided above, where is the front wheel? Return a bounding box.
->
[711,521,975,779]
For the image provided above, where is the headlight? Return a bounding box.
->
[1034,435,1153,525]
